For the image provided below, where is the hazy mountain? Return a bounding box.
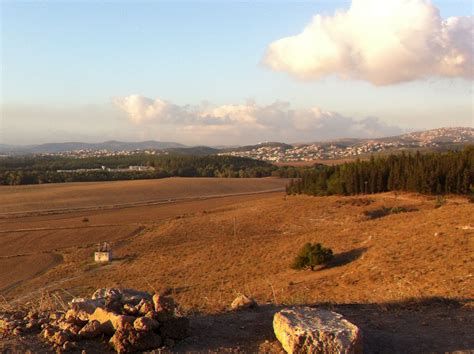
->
[0,127,471,156]
[0,141,186,154]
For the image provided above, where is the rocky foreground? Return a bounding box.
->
[0,288,188,353]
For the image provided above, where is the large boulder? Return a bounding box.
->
[69,299,104,319]
[273,307,362,354]
[88,308,135,334]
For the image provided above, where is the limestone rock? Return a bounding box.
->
[65,309,89,326]
[152,294,175,321]
[88,308,135,334]
[69,299,103,320]
[121,289,153,304]
[49,330,71,346]
[109,327,162,353]
[134,316,159,332]
[273,307,362,354]
[92,288,122,302]
[78,320,102,339]
[123,304,139,316]
[91,288,152,305]
[137,299,155,316]
[231,295,257,310]
[62,341,76,351]
[42,327,55,340]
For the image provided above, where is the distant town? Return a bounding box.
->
[1,127,473,163]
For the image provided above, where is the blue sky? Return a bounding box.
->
[1,0,473,145]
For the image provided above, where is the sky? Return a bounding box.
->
[1,0,473,146]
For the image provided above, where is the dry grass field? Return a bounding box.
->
[0,177,287,215]
[1,177,473,352]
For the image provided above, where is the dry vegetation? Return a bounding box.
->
[0,177,287,215]
[1,177,473,352]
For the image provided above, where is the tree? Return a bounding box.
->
[292,243,334,271]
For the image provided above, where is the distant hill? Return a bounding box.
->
[1,127,472,159]
[0,141,186,154]
[219,127,474,162]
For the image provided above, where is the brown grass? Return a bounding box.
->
[0,177,287,214]
[1,179,472,317]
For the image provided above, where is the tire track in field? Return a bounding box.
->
[0,188,285,219]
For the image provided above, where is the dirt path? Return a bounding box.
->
[176,300,474,353]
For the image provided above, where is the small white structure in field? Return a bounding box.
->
[94,242,112,263]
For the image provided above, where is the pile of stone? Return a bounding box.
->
[0,288,189,353]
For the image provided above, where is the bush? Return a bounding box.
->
[292,243,334,271]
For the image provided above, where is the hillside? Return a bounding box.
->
[0,181,472,352]
[220,127,474,162]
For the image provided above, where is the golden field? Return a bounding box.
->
[0,177,473,352]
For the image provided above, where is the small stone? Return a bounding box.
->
[231,295,257,310]
[50,331,71,346]
[152,294,175,314]
[92,288,122,302]
[65,309,89,325]
[134,316,159,332]
[78,320,102,339]
[123,304,138,316]
[62,341,76,351]
[49,312,64,321]
[144,310,159,321]
[138,299,155,315]
[42,327,55,340]
[27,311,39,320]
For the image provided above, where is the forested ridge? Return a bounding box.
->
[0,155,277,185]
[286,146,474,196]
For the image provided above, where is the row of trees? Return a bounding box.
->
[0,155,278,185]
[286,147,474,196]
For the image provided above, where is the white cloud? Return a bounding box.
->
[264,0,473,85]
[114,95,403,141]
[113,95,171,124]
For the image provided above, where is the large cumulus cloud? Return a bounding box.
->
[264,0,473,85]
[114,95,403,141]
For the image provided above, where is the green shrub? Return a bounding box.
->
[292,243,334,271]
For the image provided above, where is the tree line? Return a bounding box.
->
[286,146,474,196]
[0,155,278,185]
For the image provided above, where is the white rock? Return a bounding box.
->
[273,307,362,354]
